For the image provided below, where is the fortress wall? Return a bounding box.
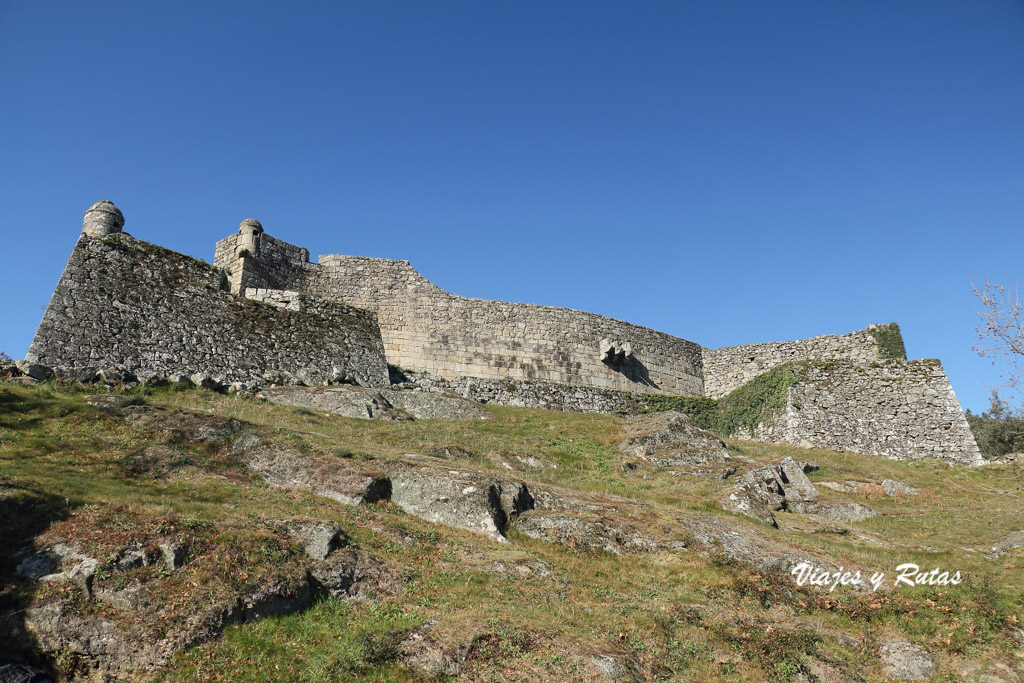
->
[702,327,888,398]
[284,253,706,396]
[755,360,982,466]
[28,234,389,387]
[215,233,315,294]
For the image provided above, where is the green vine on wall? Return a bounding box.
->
[621,362,799,437]
[868,323,907,360]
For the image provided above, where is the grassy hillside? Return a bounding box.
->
[1,380,1022,681]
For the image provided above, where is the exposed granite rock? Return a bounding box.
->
[514,513,658,555]
[273,519,347,561]
[123,407,240,444]
[818,479,921,497]
[877,640,937,680]
[389,468,533,543]
[619,411,730,476]
[882,479,922,496]
[720,457,818,525]
[789,501,878,523]
[260,385,489,421]
[243,446,391,506]
[988,530,1024,558]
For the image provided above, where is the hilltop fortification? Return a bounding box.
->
[25,201,982,465]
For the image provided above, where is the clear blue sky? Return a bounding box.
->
[2,1,1021,413]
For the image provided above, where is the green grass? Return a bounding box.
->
[2,380,1023,681]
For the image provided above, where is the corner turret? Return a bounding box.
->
[82,200,124,237]
[235,218,263,259]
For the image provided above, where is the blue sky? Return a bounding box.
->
[1,1,1021,413]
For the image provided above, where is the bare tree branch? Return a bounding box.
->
[971,275,1024,399]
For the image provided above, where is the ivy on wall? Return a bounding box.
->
[622,362,799,437]
[868,323,907,360]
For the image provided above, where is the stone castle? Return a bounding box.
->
[26,200,983,465]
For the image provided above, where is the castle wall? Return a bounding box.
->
[702,327,889,399]
[28,234,389,387]
[216,232,706,396]
[300,255,705,395]
[753,360,983,466]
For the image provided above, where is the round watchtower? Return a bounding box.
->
[235,218,263,259]
[82,200,125,237]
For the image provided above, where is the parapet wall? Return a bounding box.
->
[702,326,897,399]
[215,231,706,396]
[28,234,389,387]
[755,360,983,466]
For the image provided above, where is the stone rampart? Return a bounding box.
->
[215,231,706,396]
[752,360,983,466]
[23,203,984,466]
[702,325,899,398]
[28,233,389,387]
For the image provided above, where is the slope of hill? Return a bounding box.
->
[1,379,1022,682]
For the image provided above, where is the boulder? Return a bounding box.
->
[14,362,52,381]
[389,469,533,543]
[721,483,779,527]
[881,479,921,496]
[275,519,347,561]
[778,457,817,502]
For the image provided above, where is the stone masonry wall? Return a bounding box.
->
[702,327,890,399]
[395,371,636,414]
[28,234,389,387]
[215,232,706,396]
[754,360,983,466]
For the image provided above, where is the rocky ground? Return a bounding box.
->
[0,378,1022,681]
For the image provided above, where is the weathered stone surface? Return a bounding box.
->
[85,394,142,412]
[260,386,403,420]
[124,407,240,444]
[514,513,658,554]
[274,519,346,561]
[81,199,124,237]
[260,385,489,421]
[215,232,706,398]
[27,231,389,390]
[789,501,878,523]
[955,659,1023,683]
[778,456,818,502]
[619,411,730,472]
[244,446,391,506]
[679,514,853,576]
[753,360,983,466]
[702,325,894,399]
[881,479,921,496]
[13,362,52,381]
[23,208,983,468]
[877,640,937,680]
[584,653,644,682]
[988,530,1024,558]
[307,548,402,601]
[389,469,533,543]
[158,542,186,570]
[722,483,779,527]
